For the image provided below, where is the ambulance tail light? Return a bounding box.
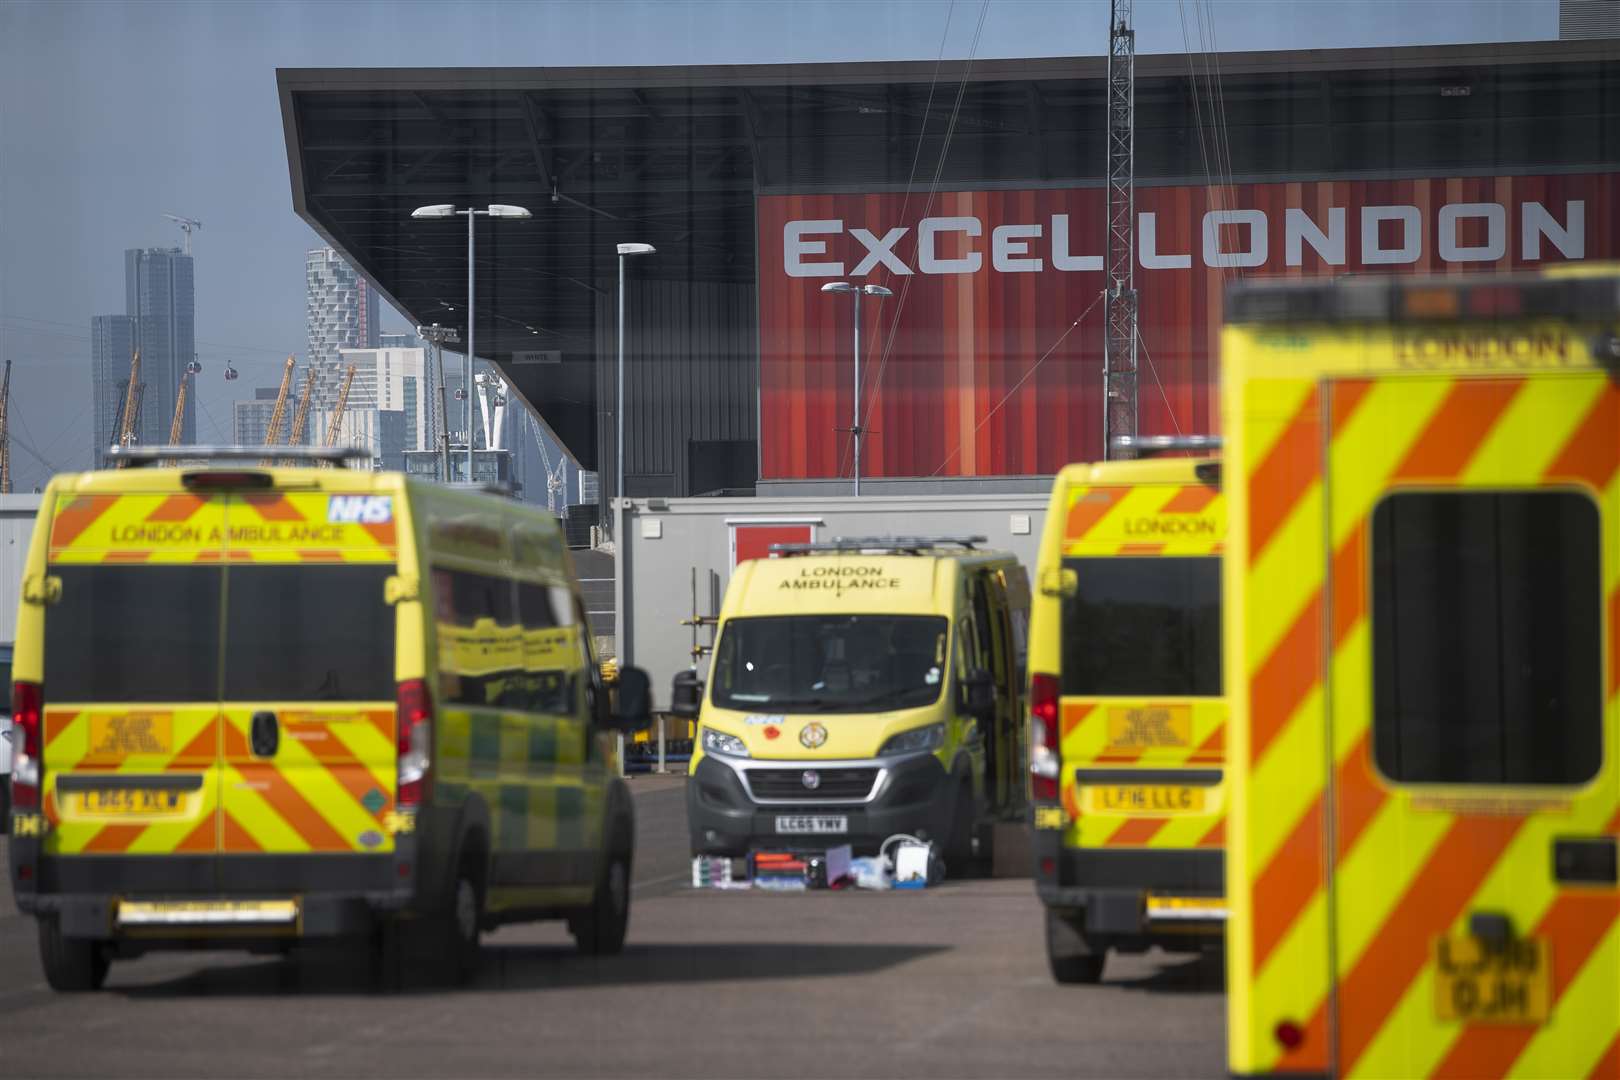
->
[11,680,42,810]
[395,679,433,809]
[1274,1020,1305,1051]
[1030,673,1061,803]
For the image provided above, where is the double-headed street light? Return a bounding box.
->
[820,282,893,496]
[615,242,656,533]
[411,203,531,482]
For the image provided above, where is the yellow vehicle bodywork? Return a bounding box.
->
[9,463,627,972]
[1221,267,1620,1078]
[684,544,1029,864]
[1028,458,1227,976]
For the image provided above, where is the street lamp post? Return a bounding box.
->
[819,282,892,496]
[411,203,531,482]
[615,243,656,533]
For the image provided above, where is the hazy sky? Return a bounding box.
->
[0,0,1553,491]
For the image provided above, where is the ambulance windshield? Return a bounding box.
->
[711,614,949,714]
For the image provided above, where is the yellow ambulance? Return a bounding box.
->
[1221,267,1620,1077]
[1027,456,1227,982]
[6,447,651,991]
[671,536,1029,873]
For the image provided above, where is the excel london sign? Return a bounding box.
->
[781,201,1589,278]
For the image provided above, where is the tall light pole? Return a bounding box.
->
[615,243,656,532]
[412,203,531,482]
[819,282,892,496]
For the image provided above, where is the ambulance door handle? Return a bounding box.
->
[250,711,280,757]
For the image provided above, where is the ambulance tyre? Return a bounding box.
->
[1046,909,1106,985]
[437,854,485,984]
[946,783,990,880]
[571,822,631,956]
[37,917,110,992]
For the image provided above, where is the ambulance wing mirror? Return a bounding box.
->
[611,666,653,733]
[22,573,61,606]
[670,669,704,720]
[958,669,996,721]
[1038,567,1078,599]
[384,574,420,605]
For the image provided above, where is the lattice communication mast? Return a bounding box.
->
[1103,0,1138,459]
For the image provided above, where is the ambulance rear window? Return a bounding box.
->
[1061,556,1222,697]
[223,565,396,702]
[1372,491,1601,785]
[45,566,221,703]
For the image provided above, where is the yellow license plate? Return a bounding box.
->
[79,788,188,817]
[1433,936,1550,1024]
[1089,784,1206,814]
[88,713,173,758]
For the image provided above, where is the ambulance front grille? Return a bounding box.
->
[745,767,879,801]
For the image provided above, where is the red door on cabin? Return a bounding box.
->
[731,524,814,569]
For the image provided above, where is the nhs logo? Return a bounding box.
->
[327,495,393,524]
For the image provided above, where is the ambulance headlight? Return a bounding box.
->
[878,723,945,756]
[701,727,749,758]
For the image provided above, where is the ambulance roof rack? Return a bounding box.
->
[1111,434,1223,456]
[771,535,988,557]
[106,445,371,467]
[1225,269,1620,325]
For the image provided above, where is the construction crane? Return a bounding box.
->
[526,411,567,515]
[261,356,296,448]
[1102,0,1138,459]
[163,360,201,466]
[162,213,203,257]
[0,354,11,494]
[320,363,357,467]
[286,364,317,447]
[115,347,144,469]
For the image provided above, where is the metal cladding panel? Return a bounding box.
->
[757,172,1620,480]
[596,278,757,499]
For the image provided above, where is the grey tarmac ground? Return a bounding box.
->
[0,775,1225,1079]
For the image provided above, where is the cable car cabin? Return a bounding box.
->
[1220,268,1620,1078]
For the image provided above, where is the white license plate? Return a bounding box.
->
[775,815,848,835]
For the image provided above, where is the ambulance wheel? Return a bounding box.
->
[438,859,484,984]
[37,917,110,992]
[571,836,631,956]
[1046,909,1106,985]
[946,785,990,880]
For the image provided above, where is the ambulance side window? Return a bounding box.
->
[433,567,520,709]
[517,582,578,715]
[1371,491,1601,785]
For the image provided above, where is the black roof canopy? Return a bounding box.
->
[278,41,1617,466]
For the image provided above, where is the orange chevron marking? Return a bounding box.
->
[1332,731,1386,863]
[1330,520,1368,647]
[1330,378,1375,432]
[1276,1011,1330,1075]
[1609,588,1620,700]
[1334,817,1526,1077]
[43,711,80,752]
[1160,484,1218,514]
[1253,796,1324,973]
[1061,783,1082,822]
[82,823,147,854]
[1249,590,1323,766]
[1118,543,1166,556]
[1390,378,1525,482]
[1544,384,1620,491]
[243,765,352,851]
[146,494,207,522]
[220,809,262,853]
[1430,892,1620,1079]
[175,815,216,853]
[1093,747,1147,764]
[361,520,398,547]
[167,722,218,766]
[1586,1030,1620,1080]
[240,494,305,522]
[364,708,396,745]
[296,550,345,562]
[1105,818,1171,846]
[1194,722,1224,758]
[104,550,152,563]
[1249,387,1324,561]
[48,495,119,550]
[1197,819,1225,848]
[1065,488,1125,540]
[1060,702,1095,740]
